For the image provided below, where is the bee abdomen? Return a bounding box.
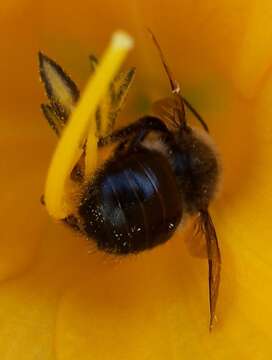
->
[79,148,183,254]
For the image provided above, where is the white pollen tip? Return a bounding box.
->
[112,31,134,50]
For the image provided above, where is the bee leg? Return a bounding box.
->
[40,194,81,234]
[98,116,170,147]
[63,214,81,232]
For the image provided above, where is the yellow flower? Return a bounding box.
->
[1,0,272,359]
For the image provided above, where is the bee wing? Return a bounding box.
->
[153,96,209,132]
[152,94,183,128]
[185,219,208,259]
[195,210,221,330]
[88,55,135,136]
[39,52,80,133]
[152,96,175,119]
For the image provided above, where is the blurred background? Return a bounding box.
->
[1,0,272,359]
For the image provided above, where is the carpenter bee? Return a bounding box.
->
[39,34,221,329]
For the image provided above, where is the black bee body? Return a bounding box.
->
[78,116,219,255]
[39,46,222,328]
[169,128,219,214]
[79,145,182,254]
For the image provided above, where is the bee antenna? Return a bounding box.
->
[147,28,179,93]
[147,28,186,126]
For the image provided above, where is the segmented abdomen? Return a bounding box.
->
[79,147,183,254]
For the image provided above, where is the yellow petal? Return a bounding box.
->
[0,133,46,281]
[0,222,105,359]
[232,1,272,97]
[1,0,272,359]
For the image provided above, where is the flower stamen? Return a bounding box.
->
[44,31,134,219]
